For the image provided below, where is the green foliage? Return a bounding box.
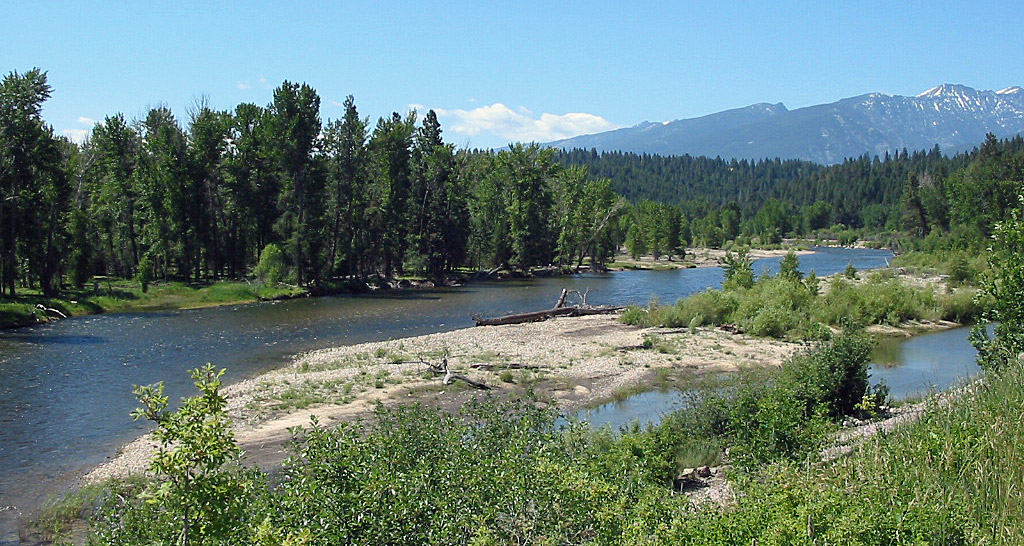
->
[721,249,754,290]
[85,339,1024,545]
[97,365,258,545]
[271,399,672,545]
[254,242,286,285]
[973,193,1024,370]
[135,255,153,293]
[629,257,971,340]
[668,357,1024,545]
[778,250,803,281]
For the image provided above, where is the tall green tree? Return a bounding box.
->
[323,96,368,279]
[269,81,321,285]
[899,172,927,237]
[499,144,556,270]
[947,133,1023,239]
[0,69,69,295]
[87,114,141,278]
[188,106,233,278]
[409,110,465,280]
[138,107,192,279]
[227,103,279,273]
[367,111,416,278]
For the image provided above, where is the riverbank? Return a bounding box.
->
[85,288,963,483]
[606,246,814,270]
[85,312,806,481]
[0,281,308,329]
[0,246,818,331]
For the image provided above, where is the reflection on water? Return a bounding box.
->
[870,336,905,368]
[868,326,982,400]
[575,390,687,430]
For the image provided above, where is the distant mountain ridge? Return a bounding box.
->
[545,84,1024,164]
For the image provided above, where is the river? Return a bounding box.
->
[0,247,900,536]
[578,325,982,430]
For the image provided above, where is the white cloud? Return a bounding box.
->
[237,81,251,90]
[77,116,95,125]
[63,128,90,144]
[434,103,620,145]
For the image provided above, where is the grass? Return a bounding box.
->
[624,268,989,341]
[0,278,308,328]
[27,477,146,542]
[669,359,1024,544]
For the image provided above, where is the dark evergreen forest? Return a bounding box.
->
[3,68,1023,298]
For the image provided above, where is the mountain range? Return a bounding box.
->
[545,84,1024,165]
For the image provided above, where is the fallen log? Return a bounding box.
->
[470,362,541,370]
[35,304,68,319]
[472,304,624,326]
[472,306,577,326]
[573,305,627,316]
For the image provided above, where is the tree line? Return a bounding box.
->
[5,67,1023,298]
[567,134,1024,256]
[0,69,622,297]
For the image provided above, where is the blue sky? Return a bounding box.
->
[4,1,1024,149]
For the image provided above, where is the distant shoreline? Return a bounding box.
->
[1,245,819,331]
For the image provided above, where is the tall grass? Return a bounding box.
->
[665,358,1024,545]
[624,268,987,340]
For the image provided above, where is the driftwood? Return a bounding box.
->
[420,357,492,390]
[470,362,541,370]
[471,288,623,326]
[35,304,68,319]
[471,305,623,326]
[472,306,577,326]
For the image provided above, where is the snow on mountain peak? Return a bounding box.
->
[997,86,1023,95]
[916,83,974,98]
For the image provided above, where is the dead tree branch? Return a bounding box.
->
[419,356,492,390]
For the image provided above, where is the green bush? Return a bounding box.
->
[254,243,287,285]
[938,288,984,323]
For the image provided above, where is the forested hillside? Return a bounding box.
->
[557,135,1024,254]
[4,68,1024,303]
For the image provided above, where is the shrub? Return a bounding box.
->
[254,243,287,285]
[93,366,268,545]
[135,255,153,293]
[938,288,984,323]
[721,249,754,290]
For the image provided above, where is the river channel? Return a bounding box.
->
[578,325,982,430]
[0,247,906,536]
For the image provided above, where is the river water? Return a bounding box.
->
[0,247,902,536]
[577,326,982,431]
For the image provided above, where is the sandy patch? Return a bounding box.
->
[609,247,814,270]
[85,314,802,482]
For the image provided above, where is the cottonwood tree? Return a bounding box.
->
[227,103,279,272]
[409,110,466,280]
[367,111,415,278]
[0,68,69,296]
[269,81,321,286]
[88,114,142,278]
